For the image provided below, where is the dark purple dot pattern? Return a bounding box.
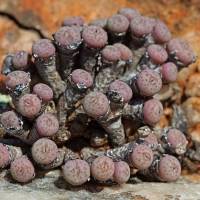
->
[91,156,115,181]
[12,50,30,69]
[18,94,41,118]
[130,144,153,169]
[136,69,162,96]
[130,16,154,37]
[167,128,187,148]
[113,161,130,184]
[1,111,20,129]
[158,155,181,182]
[167,38,194,65]
[54,26,81,47]
[32,39,55,58]
[107,14,129,33]
[31,138,58,165]
[10,157,35,183]
[142,98,163,126]
[63,159,90,186]
[144,133,159,150]
[36,114,59,137]
[33,83,53,103]
[161,62,178,83]
[147,44,168,64]
[0,143,10,167]
[83,92,109,118]
[109,80,132,103]
[113,43,133,61]
[71,69,93,88]
[81,26,107,48]
[5,71,29,89]
[101,45,121,62]
[152,22,171,44]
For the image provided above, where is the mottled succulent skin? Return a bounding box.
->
[12,50,31,70]
[81,26,108,48]
[53,26,81,47]
[113,43,133,61]
[107,14,129,34]
[1,111,20,129]
[118,7,141,21]
[136,69,162,96]
[5,71,29,89]
[130,16,154,37]
[167,38,195,65]
[146,44,168,64]
[89,18,107,29]
[91,156,115,181]
[32,39,56,59]
[63,159,90,186]
[101,45,121,62]
[158,155,181,182]
[18,94,41,118]
[10,157,35,183]
[62,16,84,26]
[142,98,163,126]
[109,80,133,103]
[71,69,93,88]
[36,114,59,137]
[0,143,10,168]
[33,83,53,103]
[31,138,58,165]
[161,62,178,83]
[152,22,171,44]
[130,144,153,169]
[144,133,158,150]
[83,92,109,118]
[113,161,130,184]
[166,128,188,149]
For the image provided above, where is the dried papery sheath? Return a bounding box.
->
[32,39,66,99]
[11,50,32,71]
[107,14,129,44]
[140,154,181,182]
[83,92,125,147]
[167,38,196,69]
[56,69,93,142]
[53,26,83,82]
[93,45,122,92]
[63,148,77,163]
[0,144,23,168]
[1,53,14,75]
[90,129,108,147]
[80,26,108,78]
[160,127,188,155]
[122,98,163,126]
[5,71,31,110]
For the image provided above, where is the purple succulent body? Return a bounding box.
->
[0,143,10,168]
[63,159,90,186]
[1,111,20,129]
[91,156,115,181]
[10,157,35,183]
[31,138,58,165]
[101,45,121,62]
[118,7,141,21]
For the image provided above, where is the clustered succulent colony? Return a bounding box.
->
[0,7,198,187]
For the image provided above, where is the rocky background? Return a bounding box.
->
[0,0,200,199]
